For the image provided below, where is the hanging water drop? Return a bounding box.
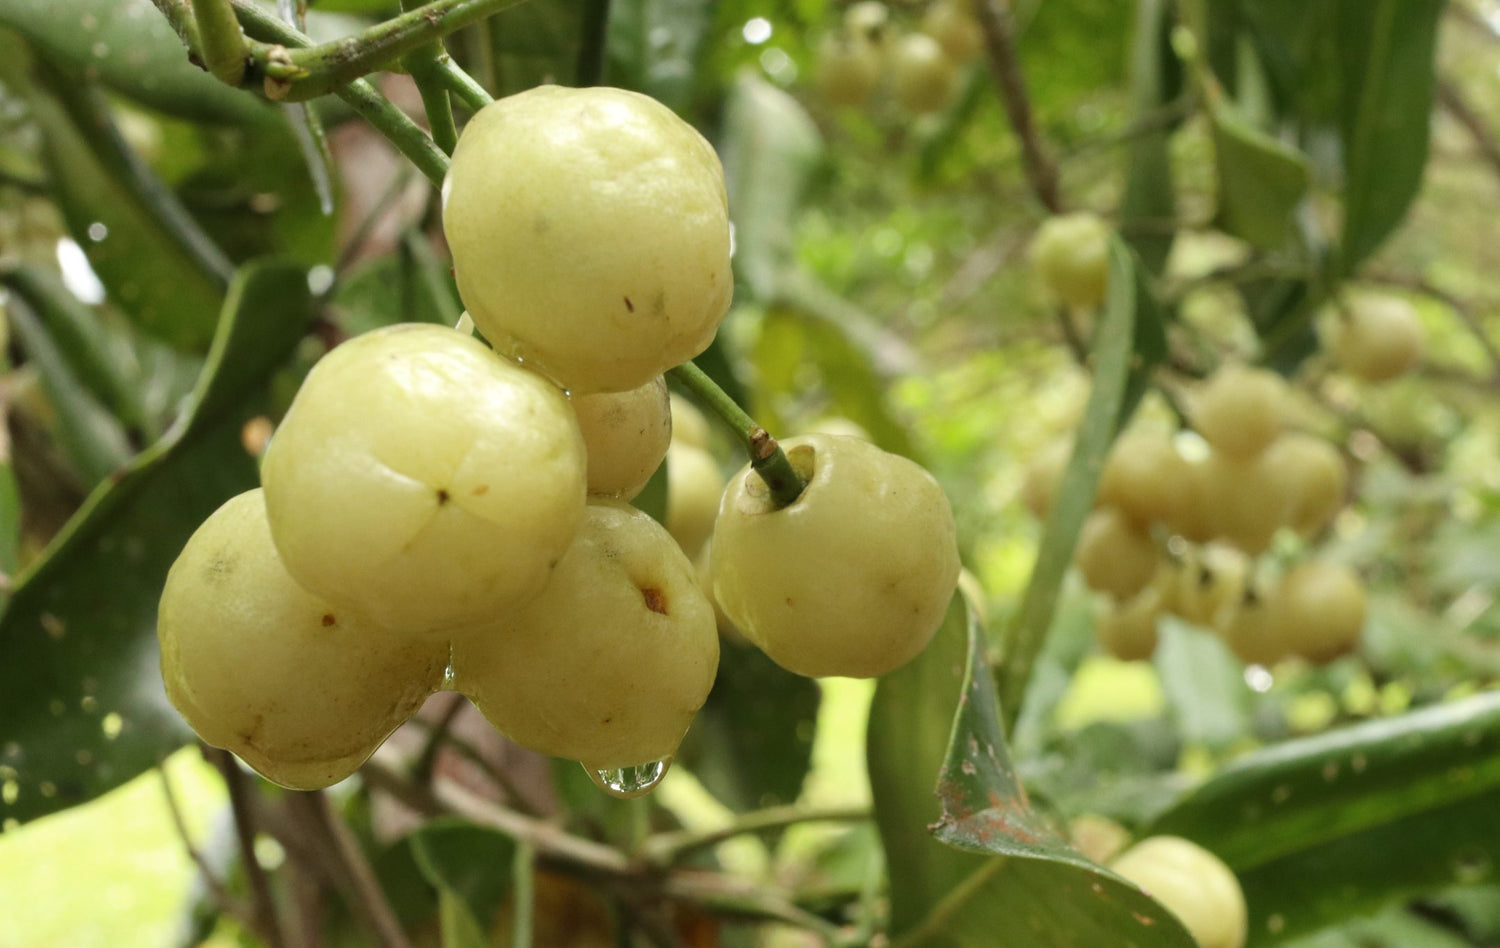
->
[585,757,672,798]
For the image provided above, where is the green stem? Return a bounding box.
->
[433,55,494,112]
[667,362,806,508]
[190,0,248,85]
[245,0,530,102]
[512,842,535,948]
[399,0,459,154]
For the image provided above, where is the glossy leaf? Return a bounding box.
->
[869,596,1196,947]
[0,0,270,125]
[0,260,313,827]
[606,0,714,111]
[1149,693,1500,943]
[1210,104,1309,251]
[410,818,516,948]
[1335,0,1442,274]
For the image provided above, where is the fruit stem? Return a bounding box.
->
[399,0,459,155]
[668,362,807,507]
[190,0,249,86]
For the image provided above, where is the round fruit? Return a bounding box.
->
[443,85,732,394]
[1278,561,1366,662]
[1325,296,1424,383]
[815,32,882,108]
[572,375,672,500]
[666,443,725,557]
[452,502,719,770]
[922,0,983,62]
[1171,544,1247,629]
[1070,814,1131,865]
[1099,429,1190,526]
[1074,507,1158,600]
[1020,439,1071,521]
[1199,449,1296,555]
[1215,585,1291,666]
[261,324,586,635]
[805,415,873,442]
[1028,212,1111,310]
[1191,365,1286,460]
[669,393,712,450]
[844,0,892,47]
[710,434,960,678]
[158,491,447,790]
[892,33,959,115]
[1110,836,1247,948]
[695,545,746,643]
[1266,433,1347,537]
[1096,586,1161,662]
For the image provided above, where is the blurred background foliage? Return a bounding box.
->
[0,0,1499,945]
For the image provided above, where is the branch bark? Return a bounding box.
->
[973,0,1062,213]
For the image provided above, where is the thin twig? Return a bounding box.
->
[974,0,1062,212]
[190,0,249,85]
[412,691,467,784]
[512,841,536,948]
[335,163,418,275]
[208,748,289,948]
[432,54,494,112]
[302,790,414,948]
[1437,78,1500,181]
[667,362,806,507]
[157,766,258,932]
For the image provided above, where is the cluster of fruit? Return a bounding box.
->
[157,85,960,794]
[813,0,983,115]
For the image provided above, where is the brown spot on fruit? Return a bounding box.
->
[624,296,635,313]
[436,489,450,505]
[472,484,489,496]
[640,586,669,615]
[321,614,336,627]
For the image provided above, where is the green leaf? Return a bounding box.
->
[869,596,1196,947]
[1149,693,1500,943]
[1152,618,1251,750]
[720,72,823,302]
[1210,103,1310,251]
[996,237,1163,721]
[0,0,270,125]
[606,0,714,111]
[11,48,225,349]
[486,0,583,96]
[409,818,516,948]
[0,260,313,827]
[1334,0,1442,273]
[630,456,669,526]
[676,637,820,811]
[1119,0,1180,275]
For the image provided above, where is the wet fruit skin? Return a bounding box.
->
[443,85,733,394]
[1110,836,1247,948]
[572,375,672,500]
[158,490,447,790]
[261,323,587,636]
[452,502,719,770]
[1028,213,1110,310]
[710,434,960,679]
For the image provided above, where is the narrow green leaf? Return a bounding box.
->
[1119,0,1179,275]
[0,260,313,827]
[869,596,1196,947]
[0,0,270,125]
[1152,618,1251,750]
[409,818,516,946]
[1335,0,1442,274]
[1210,104,1309,251]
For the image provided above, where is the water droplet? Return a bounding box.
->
[86,222,108,242]
[585,757,671,798]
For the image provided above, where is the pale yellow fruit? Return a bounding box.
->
[922,0,983,63]
[1028,213,1110,310]
[158,491,446,790]
[1172,544,1247,629]
[572,375,671,500]
[815,32,882,108]
[666,443,725,557]
[1278,561,1366,662]
[453,502,719,770]
[892,33,959,115]
[1020,439,1072,521]
[1100,429,1190,526]
[844,0,892,47]
[1199,449,1295,555]
[1111,836,1247,948]
[1215,585,1291,666]
[1070,814,1131,865]
[1266,433,1347,537]
[1191,365,1286,460]
[443,86,732,394]
[711,434,960,678]
[669,393,712,450]
[695,544,746,643]
[1074,507,1158,600]
[261,324,586,635]
[1096,586,1161,662]
[1326,296,1424,383]
[805,416,873,442]
[1166,454,1217,543]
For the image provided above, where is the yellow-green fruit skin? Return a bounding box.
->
[1111,836,1247,948]
[1192,365,1286,460]
[1327,296,1424,383]
[1074,507,1158,600]
[1279,561,1366,662]
[922,0,983,62]
[669,394,712,450]
[443,85,732,394]
[1216,588,1290,666]
[572,375,672,500]
[892,34,959,115]
[1028,213,1110,309]
[666,443,725,557]
[1020,439,1071,521]
[1100,430,1189,526]
[1200,449,1295,555]
[261,324,586,635]
[158,491,446,790]
[452,502,719,770]
[710,434,960,679]
[1096,586,1161,662]
[1267,433,1347,537]
[1172,544,1247,628]
[815,33,881,108]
